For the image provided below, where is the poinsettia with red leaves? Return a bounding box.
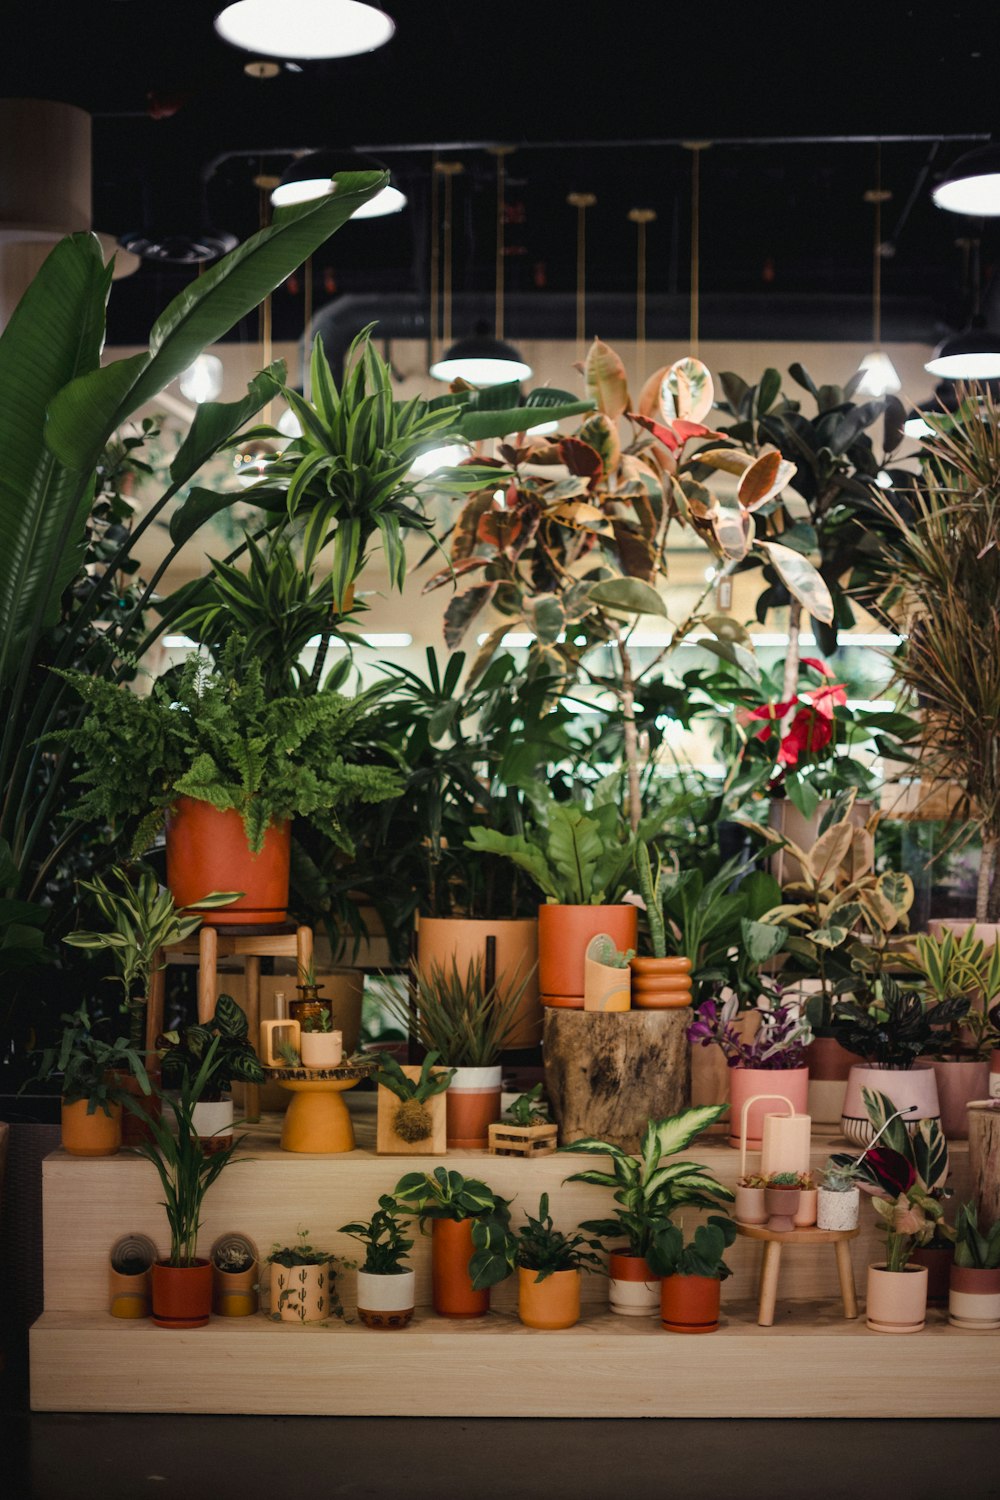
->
[741,657,848,771]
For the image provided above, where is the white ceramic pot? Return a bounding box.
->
[607,1251,660,1316]
[840,1064,940,1147]
[300,1031,343,1069]
[356,1268,416,1329]
[816,1186,860,1231]
[191,1098,234,1151]
[948,1265,1000,1330]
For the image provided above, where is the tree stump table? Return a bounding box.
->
[736,1222,860,1327]
[968,1100,1000,1231]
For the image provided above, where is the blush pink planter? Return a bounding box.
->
[866,1263,928,1334]
[727,1067,809,1150]
[734,1185,767,1225]
[921,1058,990,1140]
[793,1188,818,1228]
[841,1065,940,1148]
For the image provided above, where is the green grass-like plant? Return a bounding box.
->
[378,955,530,1068]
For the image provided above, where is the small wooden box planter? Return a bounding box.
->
[488,1121,558,1158]
[376,1065,448,1155]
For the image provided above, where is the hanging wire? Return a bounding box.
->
[437,160,463,352]
[628,207,656,380]
[491,146,516,341]
[254,171,279,423]
[864,143,891,349]
[683,142,710,355]
[567,192,596,349]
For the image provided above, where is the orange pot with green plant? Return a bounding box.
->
[513,1194,604,1329]
[648,1216,736,1334]
[392,1168,515,1319]
[29,1004,150,1159]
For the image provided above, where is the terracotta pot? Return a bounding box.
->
[990,1049,1000,1100]
[793,1188,818,1228]
[865,1262,928,1334]
[583,946,632,1012]
[151,1260,213,1329]
[764,1184,801,1232]
[432,1218,490,1318]
[446,1066,501,1149]
[807,1035,864,1125]
[910,1244,954,1305]
[357,1268,416,1329]
[817,1186,860,1231]
[660,1274,722,1333]
[630,956,693,1011]
[191,1097,234,1155]
[60,1097,121,1157]
[921,1058,990,1140]
[299,1031,343,1069]
[727,1066,809,1150]
[417,916,541,1048]
[270,1259,336,1323]
[166,794,291,926]
[518,1266,581,1329]
[608,1250,661,1316]
[734,1185,767,1225]
[537,903,638,1008]
[768,797,873,886]
[949,1264,1000,1330]
[113,1066,162,1149]
[841,1065,940,1148]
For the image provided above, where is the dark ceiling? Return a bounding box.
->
[2,0,997,348]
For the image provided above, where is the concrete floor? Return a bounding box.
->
[3,1411,1000,1500]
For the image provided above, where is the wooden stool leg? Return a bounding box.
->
[296,924,313,983]
[835,1238,859,1320]
[244,955,261,1124]
[146,951,166,1056]
[757,1241,782,1327]
[198,926,218,1024]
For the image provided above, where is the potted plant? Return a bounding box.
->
[267,1229,342,1324]
[647,1216,737,1334]
[341,1196,417,1329]
[583,933,635,1012]
[817,1158,864,1231]
[299,1007,343,1069]
[763,1171,802,1232]
[832,977,968,1146]
[374,1051,454,1154]
[108,1233,157,1319]
[130,1036,245,1328]
[512,1193,604,1330]
[688,992,812,1149]
[29,1005,150,1157]
[380,956,529,1147]
[210,1233,259,1318]
[734,1172,768,1226]
[158,992,265,1152]
[948,1200,1000,1330]
[867,1184,943,1334]
[391,1168,515,1318]
[488,1084,558,1158]
[561,1105,732,1317]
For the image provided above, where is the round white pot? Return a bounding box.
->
[300,1031,343,1069]
[449,1065,503,1092]
[816,1186,860,1231]
[191,1098,234,1148]
[356,1268,416,1329]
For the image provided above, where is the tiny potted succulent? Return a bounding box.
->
[374,1051,454,1154]
[734,1172,768,1226]
[267,1229,342,1324]
[210,1234,259,1318]
[29,1005,150,1158]
[817,1159,864,1231]
[340,1196,417,1329]
[948,1201,1000,1330]
[583,933,635,1012]
[764,1171,802,1232]
[392,1168,515,1318]
[512,1193,604,1330]
[299,1006,343,1069]
[562,1105,732,1317]
[158,993,265,1152]
[688,991,812,1149]
[647,1216,737,1334]
[488,1083,558,1157]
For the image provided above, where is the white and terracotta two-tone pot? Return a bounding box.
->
[356,1268,416,1330]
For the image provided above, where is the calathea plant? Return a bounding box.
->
[158,993,265,1103]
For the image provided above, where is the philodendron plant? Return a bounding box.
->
[391,1169,516,1291]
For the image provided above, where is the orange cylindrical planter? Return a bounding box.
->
[151,1260,213,1329]
[660,1274,722,1333]
[446,1067,502,1149]
[417,916,541,1048]
[166,795,291,926]
[538,903,638,1008]
[630,956,693,1010]
[432,1219,490,1318]
[60,1097,121,1157]
[518,1267,581,1329]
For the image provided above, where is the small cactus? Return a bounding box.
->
[767,1171,800,1187]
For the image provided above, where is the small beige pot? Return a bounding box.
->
[793,1188,818,1228]
[356,1268,416,1329]
[734,1185,767,1225]
[949,1265,1000,1330]
[299,1031,343,1069]
[270,1259,336,1322]
[866,1263,928,1334]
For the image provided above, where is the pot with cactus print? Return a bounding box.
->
[267,1232,342,1323]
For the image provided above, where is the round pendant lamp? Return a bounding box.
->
[924,318,1000,380]
[932,143,1000,218]
[214,0,395,60]
[855,156,901,397]
[271,151,405,216]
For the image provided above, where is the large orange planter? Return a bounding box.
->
[538,904,638,1008]
[151,1260,213,1329]
[660,1273,722,1333]
[60,1097,121,1157]
[417,916,541,1048]
[166,795,291,926]
[431,1219,490,1318]
[517,1267,581,1329]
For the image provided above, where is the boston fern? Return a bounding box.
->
[54,634,400,853]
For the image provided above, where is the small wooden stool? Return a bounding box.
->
[736,1222,860,1327]
[148,923,313,1123]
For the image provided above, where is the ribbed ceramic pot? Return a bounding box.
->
[608,1250,661,1316]
[357,1269,416,1330]
[841,1065,940,1148]
[949,1265,1000,1330]
[865,1263,928,1334]
[446,1066,502,1149]
[518,1267,581,1330]
[629,956,693,1011]
[816,1186,860,1231]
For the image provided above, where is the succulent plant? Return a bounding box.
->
[767,1171,801,1187]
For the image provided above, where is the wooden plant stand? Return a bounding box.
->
[736,1222,860,1327]
[488,1121,558,1158]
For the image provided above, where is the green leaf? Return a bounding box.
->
[756,541,834,626]
[589,577,668,618]
[646,1106,727,1162]
[170,364,285,487]
[168,487,241,548]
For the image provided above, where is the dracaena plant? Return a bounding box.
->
[561,1106,733,1260]
[897,925,1000,1060]
[430,339,833,830]
[377,955,530,1068]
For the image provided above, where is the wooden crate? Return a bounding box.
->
[376,1066,447,1154]
[488,1121,558,1158]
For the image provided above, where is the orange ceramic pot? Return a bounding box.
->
[432,1219,490,1318]
[518,1267,581,1329]
[60,1097,121,1157]
[660,1273,722,1333]
[417,916,541,1048]
[151,1260,213,1329]
[865,1263,928,1334]
[630,956,693,1010]
[113,1067,161,1149]
[166,795,290,926]
[538,904,638,1008]
[446,1067,502,1149]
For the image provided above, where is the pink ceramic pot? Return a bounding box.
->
[922,1058,990,1140]
[840,1065,940,1148]
[727,1067,809,1150]
[865,1263,928,1334]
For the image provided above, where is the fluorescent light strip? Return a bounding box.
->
[164,633,413,651]
[479,630,903,650]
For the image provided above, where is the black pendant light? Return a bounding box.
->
[932,143,1000,218]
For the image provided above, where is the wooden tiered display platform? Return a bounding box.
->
[30,1102,998,1417]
